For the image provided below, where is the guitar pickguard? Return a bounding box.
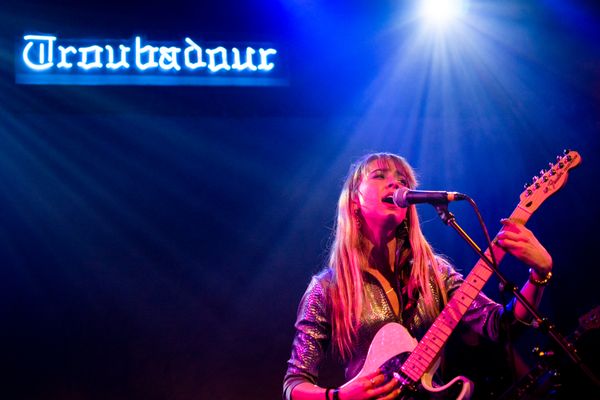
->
[343,323,473,399]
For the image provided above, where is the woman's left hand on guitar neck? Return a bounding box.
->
[497,218,553,277]
[496,218,553,321]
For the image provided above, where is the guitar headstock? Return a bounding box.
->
[519,150,581,213]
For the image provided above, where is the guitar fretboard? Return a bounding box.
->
[400,206,532,382]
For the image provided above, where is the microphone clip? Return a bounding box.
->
[433,203,455,225]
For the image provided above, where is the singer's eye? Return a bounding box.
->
[369,171,385,179]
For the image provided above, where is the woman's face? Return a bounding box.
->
[355,159,409,230]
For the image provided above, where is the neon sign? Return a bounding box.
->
[16,34,286,86]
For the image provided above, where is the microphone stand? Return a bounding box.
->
[433,203,600,388]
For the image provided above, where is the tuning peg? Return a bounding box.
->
[563,148,573,161]
[527,189,533,196]
[532,175,539,183]
[524,183,530,189]
[539,169,546,175]
[559,162,564,168]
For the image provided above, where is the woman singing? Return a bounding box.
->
[283,153,553,400]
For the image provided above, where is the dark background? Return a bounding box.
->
[1,1,599,399]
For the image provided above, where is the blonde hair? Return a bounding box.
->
[328,153,448,360]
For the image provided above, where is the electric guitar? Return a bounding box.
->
[342,150,582,399]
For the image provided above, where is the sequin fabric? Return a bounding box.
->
[283,261,508,400]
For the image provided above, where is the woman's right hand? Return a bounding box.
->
[338,369,402,400]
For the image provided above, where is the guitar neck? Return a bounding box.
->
[400,205,534,382]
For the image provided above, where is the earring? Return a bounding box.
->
[354,208,362,230]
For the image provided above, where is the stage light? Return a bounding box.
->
[420,0,468,27]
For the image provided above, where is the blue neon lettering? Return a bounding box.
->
[57,45,77,69]
[159,46,181,71]
[135,36,159,70]
[231,47,257,71]
[20,34,280,78]
[105,45,131,70]
[206,47,231,72]
[183,38,207,70]
[77,45,104,70]
[258,48,277,71]
[23,35,56,71]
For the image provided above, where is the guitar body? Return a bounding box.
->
[342,322,474,399]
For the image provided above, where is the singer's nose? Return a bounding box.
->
[387,180,400,189]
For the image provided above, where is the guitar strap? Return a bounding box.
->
[393,222,417,325]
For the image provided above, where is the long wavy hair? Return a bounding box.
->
[328,153,449,360]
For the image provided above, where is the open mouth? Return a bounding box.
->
[382,196,394,204]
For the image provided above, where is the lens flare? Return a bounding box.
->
[421,0,468,27]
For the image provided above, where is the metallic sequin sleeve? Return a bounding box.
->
[283,271,332,400]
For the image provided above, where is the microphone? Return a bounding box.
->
[392,187,467,208]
